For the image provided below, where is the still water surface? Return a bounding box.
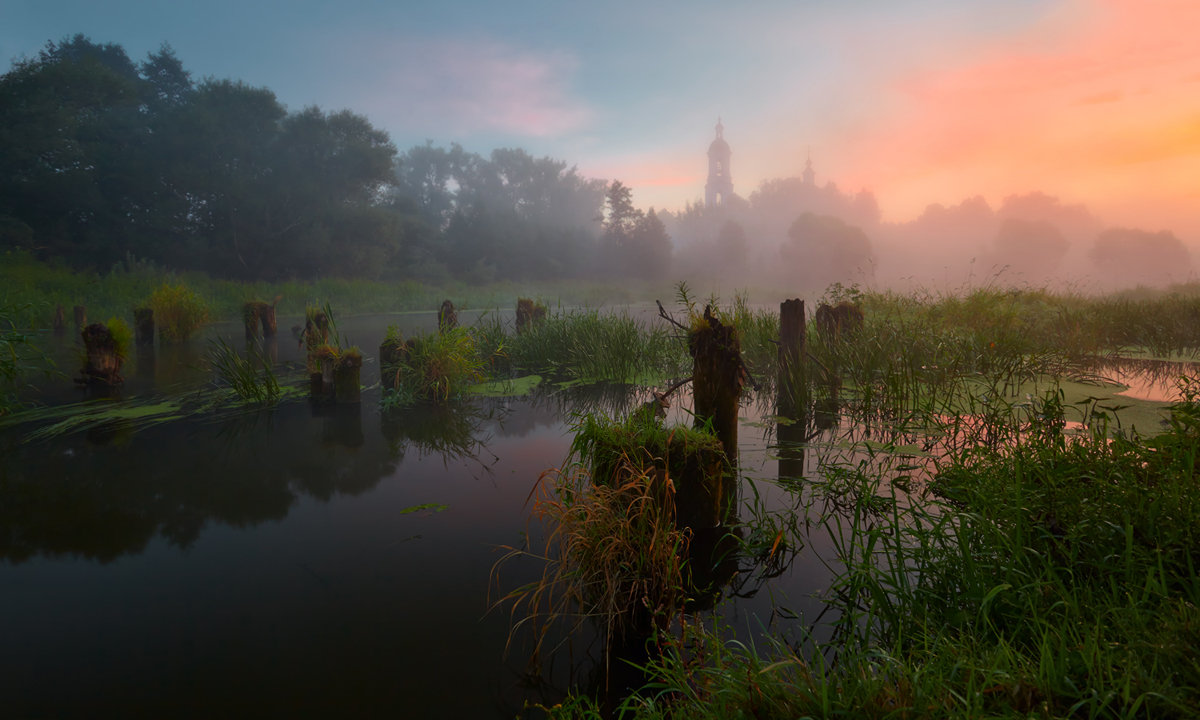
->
[1,313,835,717]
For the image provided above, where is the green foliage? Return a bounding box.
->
[381,327,486,405]
[0,299,47,415]
[205,337,280,404]
[506,308,688,383]
[494,418,695,663]
[149,282,209,342]
[104,316,131,361]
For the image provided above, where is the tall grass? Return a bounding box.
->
[550,384,1200,718]
[494,412,723,671]
[150,282,210,342]
[504,308,688,383]
[206,338,281,404]
[381,326,487,405]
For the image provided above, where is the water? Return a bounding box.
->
[0,313,841,717]
[5,314,1189,716]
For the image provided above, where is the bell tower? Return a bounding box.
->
[705,118,733,207]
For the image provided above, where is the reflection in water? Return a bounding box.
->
[1098,357,1200,402]
[1,313,917,717]
[0,400,401,563]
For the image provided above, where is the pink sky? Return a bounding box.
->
[630,0,1200,237]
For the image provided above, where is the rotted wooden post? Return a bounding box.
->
[778,298,805,417]
[77,323,123,386]
[688,306,744,463]
[260,304,277,338]
[243,302,263,340]
[516,298,533,335]
[438,300,457,333]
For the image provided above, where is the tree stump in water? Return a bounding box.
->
[515,298,534,334]
[260,304,277,338]
[515,298,546,334]
[243,302,269,340]
[438,300,457,333]
[77,323,123,386]
[333,352,363,404]
[778,298,806,416]
[134,307,155,346]
[688,306,745,462]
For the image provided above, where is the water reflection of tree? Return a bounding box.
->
[379,402,493,463]
[0,400,399,563]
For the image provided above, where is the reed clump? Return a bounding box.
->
[504,308,687,383]
[570,384,1200,719]
[205,337,280,404]
[496,412,725,668]
[148,282,209,342]
[380,326,486,405]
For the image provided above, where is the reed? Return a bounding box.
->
[494,412,719,670]
[149,282,210,342]
[205,337,281,404]
[381,326,487,405]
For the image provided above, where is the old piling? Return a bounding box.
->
[778,298,806,416]
[134,307,155,346]
[333,351,363,404]
[243,302,263,340]
[688,306,745,463]
[260,304,277,338]
[515,298,534,334]
[78,323,123,386]
[438,300,457,333]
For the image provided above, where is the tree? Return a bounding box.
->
[987,217,1069,282]
[1090,227,1192,287]
[780,213,874,288]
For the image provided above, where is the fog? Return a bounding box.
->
[664,177,1195,298]
[1,35,1194,298]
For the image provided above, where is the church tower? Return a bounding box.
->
[705,118,733,207]
[802,149,816,186]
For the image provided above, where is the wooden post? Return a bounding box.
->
[438,300,457,333]
[134,307,155,346]
[333,352,363,404]
[516,298,534,335]
[77,323,123,386]
[260,304,277,338]
[778,299,805,417]
[779,299,805,375]
[243,302,262,340]
[688,305,744,463]
[53,305,65,334]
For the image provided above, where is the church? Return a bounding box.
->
[704,119,819,208]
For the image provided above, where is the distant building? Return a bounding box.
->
[705,118,733,207]
[802,149,816,186]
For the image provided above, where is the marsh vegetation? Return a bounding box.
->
[2,277,1199,718]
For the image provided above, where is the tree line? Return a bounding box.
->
[0,35,669,282]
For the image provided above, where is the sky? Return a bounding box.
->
[3,0,1198,239]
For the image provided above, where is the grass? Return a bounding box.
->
[494,412,726,673]
[149,281,210,343]
[504,307,688,384]
[381,326,487,405]
[205,337,282,404]
[539,383,1200,719]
